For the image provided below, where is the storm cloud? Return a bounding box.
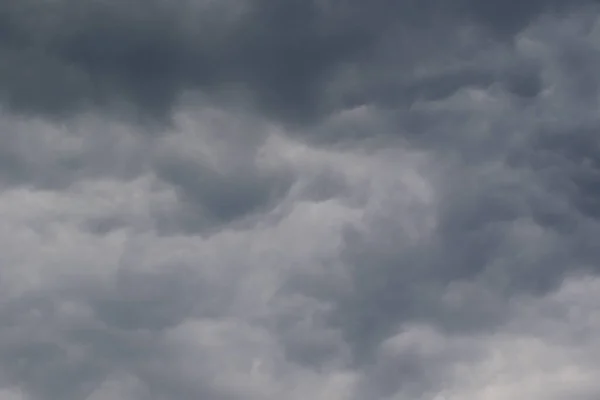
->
[1,1,600,399]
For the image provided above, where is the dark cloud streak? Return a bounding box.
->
[1,0,594,126]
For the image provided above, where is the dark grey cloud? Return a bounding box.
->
[153,144,294,235]
[1,0,595,126]
[1,0,375,123]
[2,2,600,400]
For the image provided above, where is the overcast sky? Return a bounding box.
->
[1,1,600,399]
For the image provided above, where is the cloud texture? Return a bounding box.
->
[2,1,600,399]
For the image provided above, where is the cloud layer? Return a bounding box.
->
[2,1,600,399]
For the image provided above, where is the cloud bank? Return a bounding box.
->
[2,1,600,399]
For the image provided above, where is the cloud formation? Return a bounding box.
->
[2,1,600,399]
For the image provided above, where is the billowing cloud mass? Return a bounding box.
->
[1,1,600,399]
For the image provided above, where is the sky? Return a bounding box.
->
[1,1,600,399]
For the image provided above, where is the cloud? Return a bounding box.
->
[1,0,593,125]
[2,1,600,400]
